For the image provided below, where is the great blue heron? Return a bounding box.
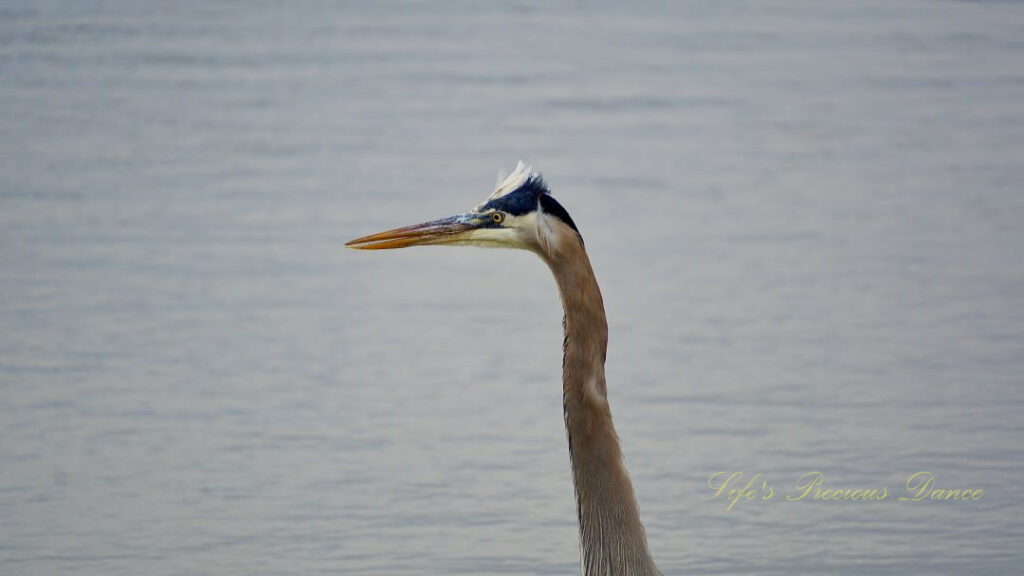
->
[347,162,662,576]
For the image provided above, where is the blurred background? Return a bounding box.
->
[1,1,1022,575]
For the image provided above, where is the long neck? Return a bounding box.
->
[543,238,660,576]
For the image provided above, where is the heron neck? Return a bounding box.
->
[543,239,660,576]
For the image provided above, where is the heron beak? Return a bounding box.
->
[345,214,480,250]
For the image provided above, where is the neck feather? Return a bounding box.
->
[540,232,660,576]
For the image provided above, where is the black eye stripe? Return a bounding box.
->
[479,181,580,234]
[482,189,539,216]
[538,193,579,233]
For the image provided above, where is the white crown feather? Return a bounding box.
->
[489,161,538,201]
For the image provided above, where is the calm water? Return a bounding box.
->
[2,2,1022,575]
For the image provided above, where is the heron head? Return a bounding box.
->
[346,162,582,258]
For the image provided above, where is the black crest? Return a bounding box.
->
[479,172,580,234]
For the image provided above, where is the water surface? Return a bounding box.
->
[1,2,1022,575]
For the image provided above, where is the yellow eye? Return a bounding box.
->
[491,212,505,224]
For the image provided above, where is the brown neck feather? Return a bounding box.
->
[539,226,660,576]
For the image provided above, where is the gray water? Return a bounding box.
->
[2,2,1023,575]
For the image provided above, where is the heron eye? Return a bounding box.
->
[491,212,505,224]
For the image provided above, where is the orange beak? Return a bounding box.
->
[345,214,477,250]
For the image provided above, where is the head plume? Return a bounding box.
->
[475,161,548,209]
[472,161,579,236]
